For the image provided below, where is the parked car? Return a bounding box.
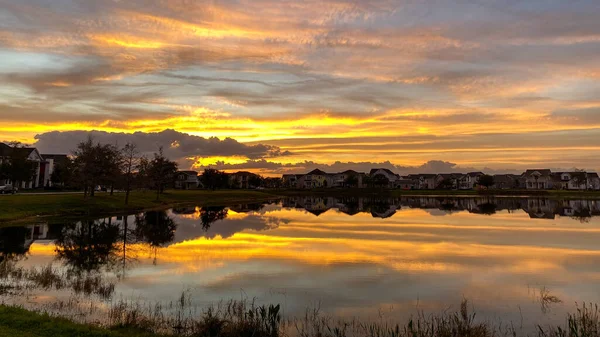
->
[0,184,17,194]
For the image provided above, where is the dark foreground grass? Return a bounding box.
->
[0,306,164,337]
[0,190,279,224]
[1,300,600,337]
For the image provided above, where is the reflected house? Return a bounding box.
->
[525,198,557,219]
[523,169,553,189]
[229,203,264,213]
[295,196,335,215]
[335,198,364,215]
[174,171,199,190]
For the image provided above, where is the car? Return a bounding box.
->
[0,183,17,194]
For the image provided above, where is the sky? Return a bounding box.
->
[1,0,600,175]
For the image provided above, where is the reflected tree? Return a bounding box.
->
[477,203,498,215]
[0,226,30,263]
[54,219,121,274]
[134,211,177,264]
[200,206,229,231]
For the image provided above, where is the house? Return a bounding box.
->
[396,178,416,190]
[587,173,600,190]
[369,169,399,188]
[39,154,69,187]
[435,173,463,189]
[332,170,365,188]
[459,172,484,190]
[552,172,589,190]
[492,174,520,189]
[229,171,260,189]
[0,143,45,189]
[523,169,553,189]
[406,174,438,190]
[174,171,199,190]
[282,174,302,188]
[297,169,332,188]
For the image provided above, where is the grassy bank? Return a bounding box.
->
[0,306,162,337]
[1,300,599,337]
[0,190,279,223]
[2,188,600,224]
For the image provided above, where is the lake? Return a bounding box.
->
[1,196,600,332]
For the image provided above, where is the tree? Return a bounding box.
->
[121,143,140,205]
[50,158,75,188]
[200,168,229,190]
[73,136,121,197]
[4,142,37,188]
[248,174,263,188]
[344,175,359,188]
[478,175,495,189]
[199,206,229,231]
[437,178,454,190]
[147,147,178,200]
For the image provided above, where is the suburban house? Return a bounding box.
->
[39,154,69,187]
[174,171,199,190]
[332,170,365,188]
[492,174,520,189]
[229,171,260,189]
[282,174,302,188]
[396,178,416,190]
[523,169,553,190]
[297,169,332,189]
[369,169,399,188]
[406,174,437,190]
[551,172,589,190]
[588,173,600,190]
[0,143,45,189]
[435,173,463,189]
[459,172,484,190]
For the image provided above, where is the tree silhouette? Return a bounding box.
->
[54,219,121,274]
[200,206,229,231]
[0,226,30,263]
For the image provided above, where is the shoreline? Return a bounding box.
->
[1,188,600,225]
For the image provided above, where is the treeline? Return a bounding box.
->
[52,137,178,203]
[0,142,38,188]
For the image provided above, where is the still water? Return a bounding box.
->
[2,196,600,328]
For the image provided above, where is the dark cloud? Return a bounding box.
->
[33,130,292,167]
[196,159,519,175]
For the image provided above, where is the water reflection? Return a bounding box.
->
[2,196,600,330]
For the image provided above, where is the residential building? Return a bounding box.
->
[588,173,600,190]
[0,143,45,189]
[369,168,399,188]
[229,171,260,189]
[523,169,553,189]
[459,172,484,190]
[282,174,302,188]
[552,172,589,190]
[396,178,416,190]
[435,173,463,189]
[332,170,365,188]
[297,169,332,189]
[492,174,520,189]
[39,154,69,187]
[174,171,199,189]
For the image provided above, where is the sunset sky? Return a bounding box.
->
[2,0,600,174]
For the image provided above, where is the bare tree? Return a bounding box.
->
[121,143,140,205]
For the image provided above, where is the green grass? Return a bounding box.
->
[0,190,279,224]
[0,306,163,337]
[2,188,600,224]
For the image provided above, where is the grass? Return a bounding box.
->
[0,190,279,224]
[2,299,600,337]
[2,188,600,224]
[0,305,164,337]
